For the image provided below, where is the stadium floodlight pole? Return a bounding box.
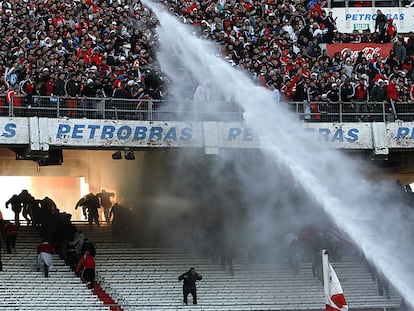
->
[322,249,330,307]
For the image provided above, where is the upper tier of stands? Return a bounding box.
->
[0,0,412,117]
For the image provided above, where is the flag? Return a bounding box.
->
[325,263,348,311]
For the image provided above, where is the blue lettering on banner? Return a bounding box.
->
[227,128,254,141]
[345,13,404,21]
[316,128,359,142]
[304,128,359,142]
[395,127,414,139]
[227,127,359,143]
[2,123,16,138]
[56,124,193,142]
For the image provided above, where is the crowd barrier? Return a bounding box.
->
[1,95,413,122]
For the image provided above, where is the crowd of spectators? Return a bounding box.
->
[0,0,414,115]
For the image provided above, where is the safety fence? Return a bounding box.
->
[0,95,414,122]
[0,95,244,122]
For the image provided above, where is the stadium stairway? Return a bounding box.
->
[0,224,111,311]
[78,224,403,311]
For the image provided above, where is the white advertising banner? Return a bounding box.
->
[219,123,373,149]
[384,122,414,148]
[0,118,390,151]
[332,7,412,33]
[47,119,204,148]
[0,118,30,144]
[301,123,373,149]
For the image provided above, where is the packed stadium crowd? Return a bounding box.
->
[0,0,413,114]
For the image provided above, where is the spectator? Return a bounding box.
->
[327,83,340,102]
[81,238,96,258]
[75,193,101,227]
[17,189,36,226]
[285,232,302,275]
[53,73,67,97]
[65,234,78,272]
[374,9,388,43]
[96,189,115,225]
[354,77,369,121]
[386,18,397,43]
[5,194,22,228]
[76,250,96,289]
[409,79,414,103]
[340,79,355,103]
[371,79,387,102]
[81,78,98,118]
[0,219,17,254]
[387,76,400,118]
[406,32,414,55]
[64,73,81,118]
[220,239,235,276]
[0,235,2,271]
[376,269,390,299]
[178,267,202,305]
[394,39,407,64]
[109,203,129,239]
[37,240,54,278]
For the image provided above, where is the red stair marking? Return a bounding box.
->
[92,282,124,311]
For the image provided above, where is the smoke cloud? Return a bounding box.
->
[137,0,414,305]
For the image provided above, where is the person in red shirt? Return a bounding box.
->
[387,76,399,103]
[409,79,414,103]
[76,250,96,289]
[37,240,54,277]
[386,18,397,42]
[387,76,399,119]
[354,77,369,121]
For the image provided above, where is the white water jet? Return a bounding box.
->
[142,0,414,305]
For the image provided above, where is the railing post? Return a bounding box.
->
[339,103,343,123]
[9,95,13,117]
[148,100,153,121]
[103,98,106,120]
[56,97,60,118]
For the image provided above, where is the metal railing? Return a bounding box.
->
[288,101,396,123]
[1,95,414,122]
[0,95,244,122]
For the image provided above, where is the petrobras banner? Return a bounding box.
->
[45,119,374,149]
[332,7,412,34]
[46,119,204,147]
[301,123,373,149]
[326,42,393,60]
[0,117,400,151]
[218,123,259,148]
[0,117,29,144]
[384,123,414,148]
[218,123,373,149]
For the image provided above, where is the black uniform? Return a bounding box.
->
[5,194,22,227]
[0,236,2,271]
[178,268,202,304]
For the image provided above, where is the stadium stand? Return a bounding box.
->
[0,0,412,119]
[74,224,402,311]
[0,225,111,311]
